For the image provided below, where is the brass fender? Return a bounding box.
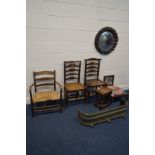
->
[77,104,127,127]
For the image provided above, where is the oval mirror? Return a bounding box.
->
[95,27,118,54]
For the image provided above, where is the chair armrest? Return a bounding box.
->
[29,84,34,93]
[56,82,63,90]
[56,82,63,100]
[29,84,34,104]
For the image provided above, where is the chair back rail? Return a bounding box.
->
[64,61,81,84]
[33,70,56,92]
[103,75,115,86]
[84,58,101,83]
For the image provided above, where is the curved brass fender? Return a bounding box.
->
[77,104,127,127]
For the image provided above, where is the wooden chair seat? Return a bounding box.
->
[64,83,86,92]
[86,79,105,87]
[32,91,60,103]
[96,86,112,95]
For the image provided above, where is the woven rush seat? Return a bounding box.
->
[64,83,86,91]
[32,91,60,103]
[86,79,105,87]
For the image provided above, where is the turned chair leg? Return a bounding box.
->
[84,89,88,104]
[30,101,35,117]
[87,87,91,102]
[32,110,34,117]
[57,99,62,113]
[60,101,63,113]
[95,92,101,104]
[65,91,68,107]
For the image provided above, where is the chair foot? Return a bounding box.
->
[32,111,34,117]
[107,119,111,123]
[60,106,63,113]
[122,114,125,118]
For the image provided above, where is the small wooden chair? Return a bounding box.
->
[103,75,127,99]
[96,75,128,109]
[29,70,63,117]
[95,86,112,109]
[64,61,87,106]
[84,58,105,97]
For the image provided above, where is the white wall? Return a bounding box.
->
[26,0,129,103]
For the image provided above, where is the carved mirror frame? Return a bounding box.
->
[94,27,118,55]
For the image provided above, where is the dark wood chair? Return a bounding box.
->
[84,58,105,97]
[29,70,63,117]
[95,86,112,109]
[103,75,127,99]
[96,75,128,109]
[64,61,87,106]
[103,75,115,86]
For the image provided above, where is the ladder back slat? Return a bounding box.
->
[36,83,54,87]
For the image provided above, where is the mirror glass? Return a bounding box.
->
[99,31,114,52]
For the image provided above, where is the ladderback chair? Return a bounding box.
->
[29,70,62,117]
[64,61,87,106]
[84,58,105,97]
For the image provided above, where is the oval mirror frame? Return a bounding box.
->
[95,27,118,55]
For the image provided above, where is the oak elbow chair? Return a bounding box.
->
[29,70,63,117]
[64,61,87,106]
